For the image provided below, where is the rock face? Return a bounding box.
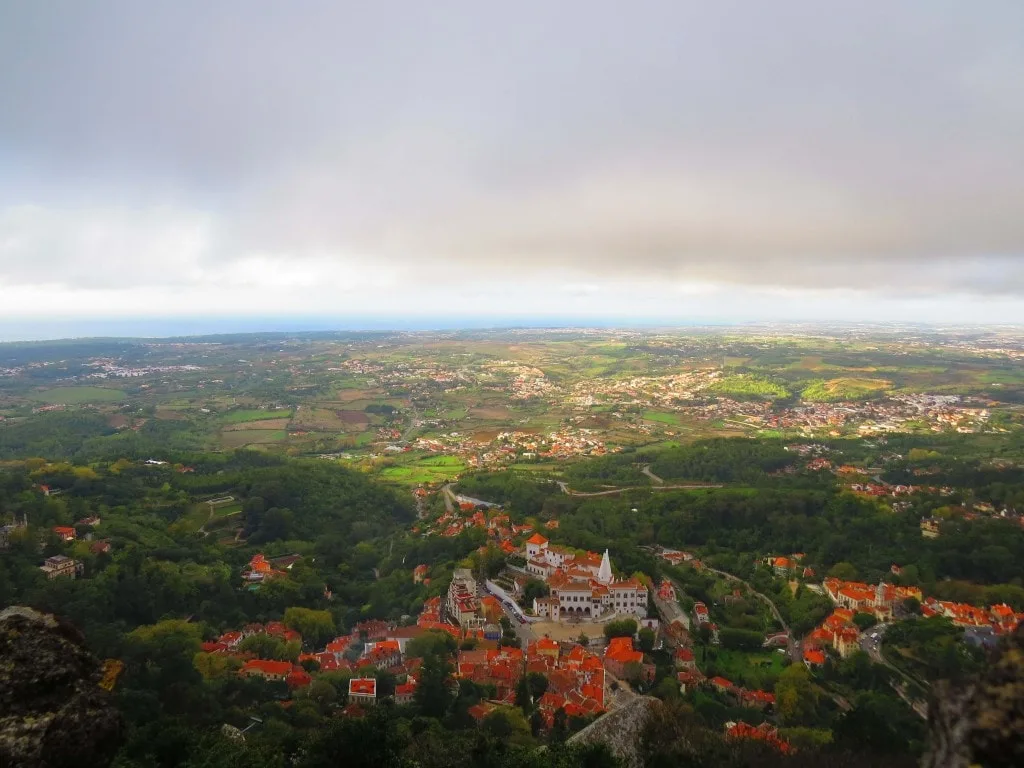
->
[923,624,1024,768]
[0,606,122,768]
[567,695,659,768]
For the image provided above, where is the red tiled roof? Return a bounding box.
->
[803,648,826,665]
[242,659,292,676]
[349,677,377,696]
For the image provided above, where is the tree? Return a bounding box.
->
[902,596,922,615]
[405,630,457,660]
[237,633,286,660]
[482,708,532,744]
[603,618,638,640]
[637,627,655,652]
[193,651,234,680]
[515,676,533,713]
[550,707,569,744]
[305,680,338,707]
[412,649,454,717]
[521,578,550,607]
[718,628,762,651]
[852,612,878,631]
[525,671,548,701]
[283,607,335,647]
[828,562,858,580]
[775,662,819,725]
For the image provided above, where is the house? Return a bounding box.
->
[53,526,76,542]
[772,557,796,575]
[674,647,696,671]
[604,637,650,681]
[363,639,402,669]
[354,620,391,641]
[709,676,734,694]
[394,680,417,705]
[75,516,101,528]
[676,669,705,694]
[89,539,112,555]
[286,666,312,689]
[920,517,941,538]
[413,564,429,584]
[39,555,79,580]
[241,659,292,681]
[348,677,377,705]
[657,579,676,602]
[803,648,826,667]
[739,689,775,711]
[0,517,27,550]
[446,569,484,628]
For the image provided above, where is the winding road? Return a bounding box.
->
[556,480,722,497]
[700,565,800,663]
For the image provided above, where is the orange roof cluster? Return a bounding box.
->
[921,598,1022,633]
[726,721,793,754]
[605,637,643,666]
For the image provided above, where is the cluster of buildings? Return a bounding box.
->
[764,553,815,580]
[241,552,303,586]
[804,608,861,665]
[708,676,776,712]
[524,534,649,623]
[822,577,923,621]
[819,576,1021,643]
[412,426,611,469]
[724,721,793,754]
[920,598,1022,635]
[1,515,109,580]
[458,639,609,724]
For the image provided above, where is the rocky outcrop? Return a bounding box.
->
[0,606,122,768]
[923,624,1024,768]
[567,695,659,768]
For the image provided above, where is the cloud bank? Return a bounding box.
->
[1,1,1023,324]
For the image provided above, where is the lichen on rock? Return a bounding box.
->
[0,606,122,768]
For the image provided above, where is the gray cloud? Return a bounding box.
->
[1,1,1023,306]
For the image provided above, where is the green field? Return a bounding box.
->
[30,386,125,404]
[379,455,468,485]
[219,429,287,448]
[708,375,790,400]
[220,409,294,424]
[702,648,786,690]
[801,377,892,402]
[642,410,683,426]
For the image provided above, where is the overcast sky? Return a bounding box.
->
[1,1,1023,331]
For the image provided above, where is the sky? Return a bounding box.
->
[1,1,1023,336]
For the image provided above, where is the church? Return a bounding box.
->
[524,534,649,622]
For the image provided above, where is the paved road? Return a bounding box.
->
[859,623,929,720]
[556,481,723,497]
[441,483,455,514]
[641,465,664,485]
[701,565,800,663]
[398,404,420,444]
[651,580,691,634]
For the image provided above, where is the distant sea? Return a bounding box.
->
[0,315,732,343]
